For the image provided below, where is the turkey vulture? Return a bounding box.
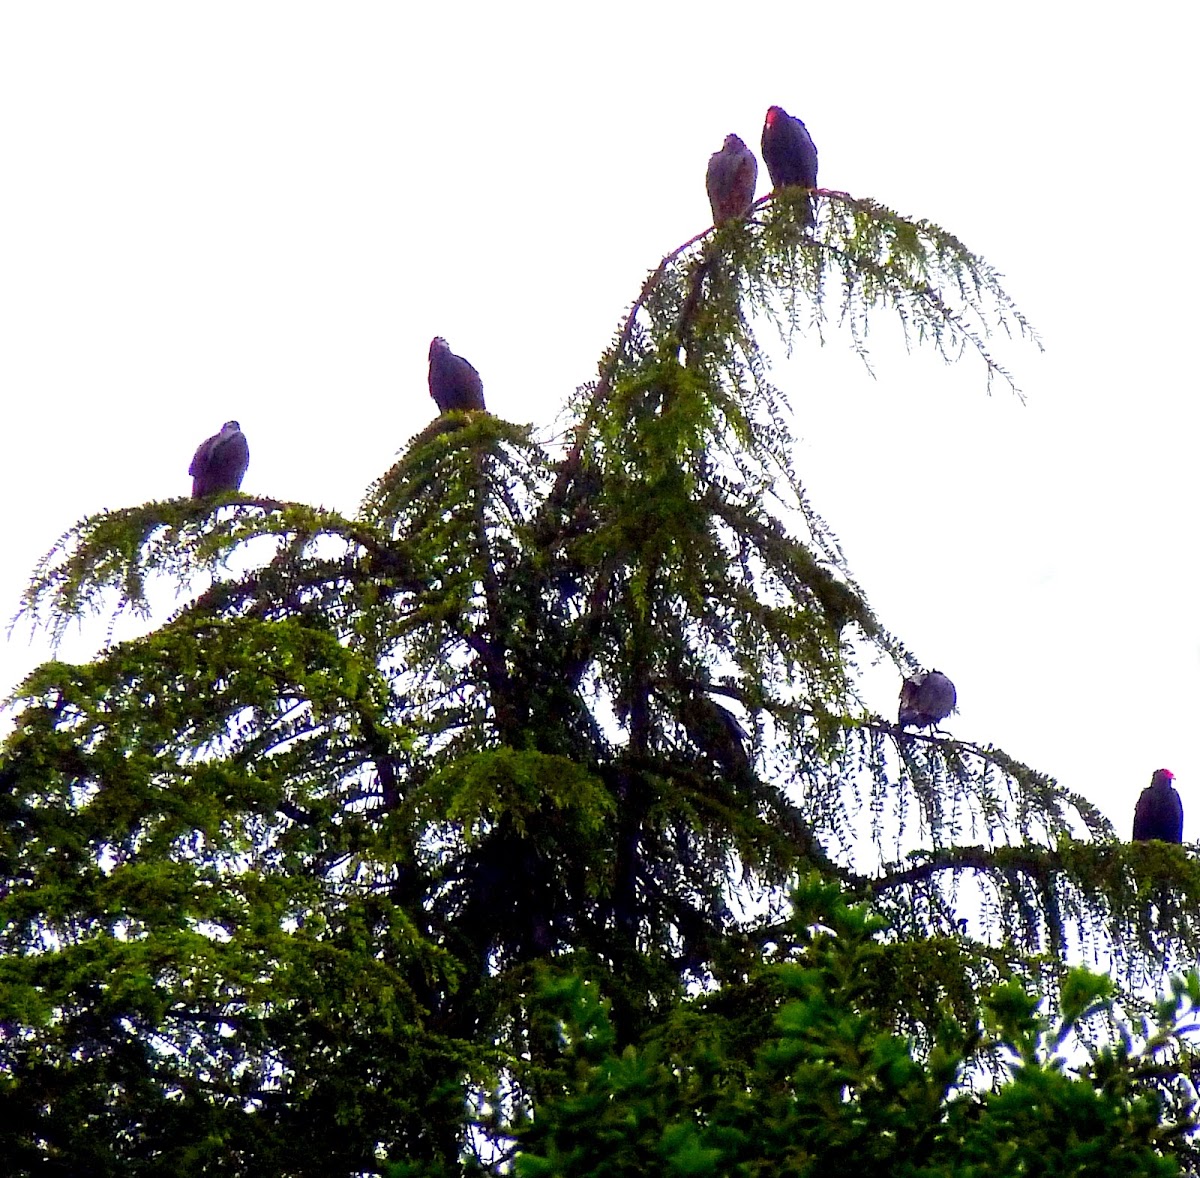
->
[189,421,249,498]
[679,691,750,779]
[706,134,758,225]
[1132,768,1183,843]
[897,670,957,730]
[428,337,485,415]
[761,105,818,226]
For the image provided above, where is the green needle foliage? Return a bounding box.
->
[1,193,1196,1175]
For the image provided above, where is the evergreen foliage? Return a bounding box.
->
[515,879,1199,1177]
[1,191,1196,1174]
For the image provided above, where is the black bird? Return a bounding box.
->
[706,134,758,225]
[898,670,957,730]
[428,337,485,415]
[189,421,249,498]
[1132,768,1183,843]
[680,691,750,779]
[761,105,818,226]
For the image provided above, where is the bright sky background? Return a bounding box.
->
[0,3,1195,844]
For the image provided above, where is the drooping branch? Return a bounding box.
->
[863,843,1059,894]
[539,189,1038,558]
[14,497,422,642]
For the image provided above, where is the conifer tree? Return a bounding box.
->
[1,186,1197,1174]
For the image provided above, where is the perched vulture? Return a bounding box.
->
[428,337,485,415]
[189,421,249,498]
[1132,768,1183,843]
[679,691,751,779]
[761,105,818,226]
[706,134,758,225]
[897,670,957,730]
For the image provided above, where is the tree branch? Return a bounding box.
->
[541,222,718,526]
[861,844,1066,896]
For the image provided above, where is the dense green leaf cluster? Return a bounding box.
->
[515,880,1197,1177]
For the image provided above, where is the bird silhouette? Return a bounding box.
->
[761,105,818,227]
[428,337,485,415]
[706,134,758,225]
[1132,768,1183,843]
[189,421,249,498]
[897,670,957,730]
[679,690,750,779]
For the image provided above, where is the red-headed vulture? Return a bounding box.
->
[1132,768,1183,843]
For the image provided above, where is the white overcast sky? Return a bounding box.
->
[0,3,1195,841]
